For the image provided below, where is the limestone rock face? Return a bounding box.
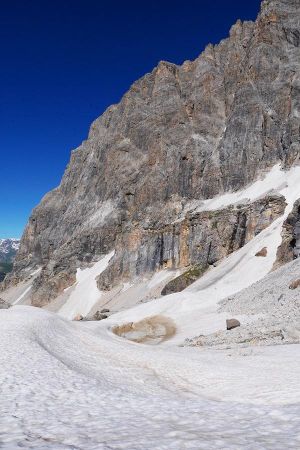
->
[5,0,300,304]
[275,198,300,268]
[97,194,285,291]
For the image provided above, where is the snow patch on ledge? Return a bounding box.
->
[59,251,115,320]
[183,163,296,216]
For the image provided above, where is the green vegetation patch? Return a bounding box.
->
[161,264,208,296]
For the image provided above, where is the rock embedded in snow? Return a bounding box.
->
[161,264,208,295]
[289,279,300,290]
[93,311,108,321]
[226,319,241,330]
[0,298,9,309]
[73,314,84,321]
[255,247,268,257]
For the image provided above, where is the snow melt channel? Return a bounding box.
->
[59,251,115,320]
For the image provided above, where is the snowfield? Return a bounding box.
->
[2,164,300,448]
[59,251,115,320]
[1,306,300,449]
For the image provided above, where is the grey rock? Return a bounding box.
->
[226,319,241,330]
[275,198,300,269]
[0,298,10,309]
[161,265,208,296]
[93,311,108,321]
[289,278,300,289]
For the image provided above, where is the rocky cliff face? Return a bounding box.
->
[5,0,300,305]
[275,198,300,268]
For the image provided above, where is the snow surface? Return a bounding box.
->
[1,306,300,449]
[2,164,300,448]
[59,251,115,320]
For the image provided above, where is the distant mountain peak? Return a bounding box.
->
[0,238,20,263]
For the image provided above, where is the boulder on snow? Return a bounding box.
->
[289,279,300,290]
[226,319,240,330]
[0,298,10,309]
[161,264,208,295]
[101,308,110,313]
[255,247,268,257]
[93,311,108,321]
[73,314,84,321]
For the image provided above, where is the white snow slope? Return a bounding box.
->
[1,306,300,449]
[1,165,300,449]
[59,251,115,320]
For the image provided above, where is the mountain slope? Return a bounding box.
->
[0,239,20,263]
[5,0,300,308]
[0,239,20,282]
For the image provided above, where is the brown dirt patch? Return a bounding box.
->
[255,247,268,257]
[112,315,176,345]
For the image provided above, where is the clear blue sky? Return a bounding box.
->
[0,0,261,238]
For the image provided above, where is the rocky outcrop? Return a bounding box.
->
[98,194,286,292]
[5,0,300,305]
[0,298,10,309]
[275,198,300,268]
[161,265,208,296]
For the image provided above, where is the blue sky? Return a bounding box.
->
[0,0,261,238]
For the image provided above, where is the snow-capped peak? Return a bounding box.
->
[0,238,20,262]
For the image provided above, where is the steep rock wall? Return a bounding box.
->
[4,0,300,304]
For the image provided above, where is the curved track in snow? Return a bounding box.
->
[1,306,300,449]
